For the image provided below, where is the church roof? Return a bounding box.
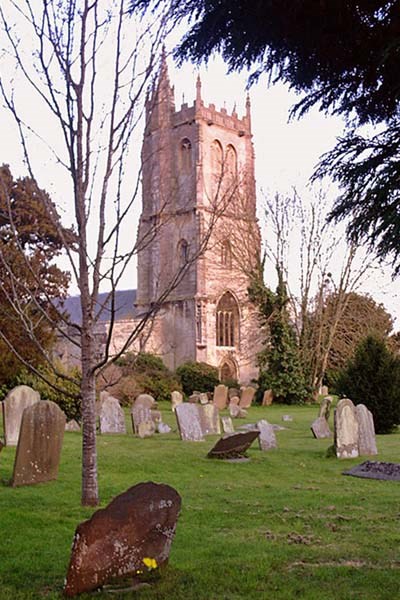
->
[63,289,137,324]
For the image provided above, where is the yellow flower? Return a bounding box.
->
[143,557,158,570]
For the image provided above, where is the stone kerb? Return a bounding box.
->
[334,398,359,459]
[12,400,66,487]
[99,396,126,434]
[356,404,378,456]
[2,385,40,446]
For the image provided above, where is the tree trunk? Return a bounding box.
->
[80,333,99,506]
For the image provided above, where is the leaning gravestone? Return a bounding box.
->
[175,403,204,441]
[99,396,126,434]
[198,404,221,436]
[239,386,256,409]
[257,420,277,450]
[319,396,333,420]
[131,405,153,436]
[356,404,378,456]
[334,398,359,459]
[221,416,235,434]
[2,385,40,446]
[311,416,332,439]
[12,400,65,487]
[171,390,183,412]
[207,430,260,460]
[262,389,273,406]
[64,482,182,597]
[213,384,228,410]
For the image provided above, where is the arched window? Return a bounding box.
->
[216,291,239,347]
[225,144,237,191]
[178,239,189,265]
[180,138,192,173]
[211,140,223,175]
[221,240,232,269]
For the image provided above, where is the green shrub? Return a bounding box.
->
[15,362,81,421]
[176,361,219,396]
[336,335,400,434]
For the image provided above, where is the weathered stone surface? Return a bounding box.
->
[334,398,359,459]
[228,388,240,399]
[257,420,277,450]
[2,385,40,446]
[171,390,183,412]
[213,384,228,410]
[318,396,333,420]
[65,420,81,432]
[198,404,221,435]
[188,393,200,403]
[262,389,273,406]
[150,410,162,424]
[229,396,240,406]
[99,396,126,434]
[239,386,256,409]
[199,393,209,405]
[175,403,204,441]
[12,400,65,487]
[356,404,378,456]
[343,461,400,481]
[229,404,240,418]
[137,420,156,438]
[157,422,172,434]
[207,431,260,459]
[64,482,182,597]
[131,405,153,436]
[134,394,156,409]
[311,416,332,439]
[221,416,234,434]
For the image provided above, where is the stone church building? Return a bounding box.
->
[62,58,262,384]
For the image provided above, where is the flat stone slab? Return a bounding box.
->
[207,431,260,460]
[343,461,400,481]
[64,482,181,597]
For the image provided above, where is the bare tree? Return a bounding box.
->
[0,1,232,505]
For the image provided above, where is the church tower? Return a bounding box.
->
[136,55,261,383]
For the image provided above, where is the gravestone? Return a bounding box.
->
[318,396,333,420]
[321,385,329,396]
[2,385,40,446]
[134,394,156,410]
[65,420,81,432]
[175,403,204,441]
[213,384,228,410]
[131,405,153,436]
[99,396,126,434]
[239,386,256,409]
[199,393,209,405]
[64,482,181,597]
[171,390,183,412]
[228,388,240,399]
[12,400,65,487]
[334,398,359,459]
[356,404,377,456]
[207,430,260,460]
[198,404,221,436]
[262,389,273,406]
[257,420,277,450]
[311,416,332,439]
[221,416,235,434]
[150,409,162,424]
[188,393,200,403]
[137,420,156,438]
[157,422,172,434]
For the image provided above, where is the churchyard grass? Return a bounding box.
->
[0,403,399,599]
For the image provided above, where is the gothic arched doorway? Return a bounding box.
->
[220,360,238,383]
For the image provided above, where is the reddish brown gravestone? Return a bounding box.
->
[64,482,182,597]
[11,400,66,487]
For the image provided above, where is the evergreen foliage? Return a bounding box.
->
[336,335,400,434]
[176,361,219,396]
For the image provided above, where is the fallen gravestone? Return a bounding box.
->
[2,385,40,446]
[311,416,332,439]
[198,404,221,435]
[175,403,204,441]
[239,386,256,409]
[318,396,332,420]
[221,416,235,434]
[343,461,400,481]
[65,420,81,432]
[262,389,273,406]
[207,431,260,460]
[334,398,359,459]
[171,390,183,412]
[282,415,293,422]
[12,400,65,487]
[213,384,228,410]
[99,396,126,434]
[64,482,181,597]
[356,404,378,456]
[257,420,277,451]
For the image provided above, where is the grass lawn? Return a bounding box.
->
[0,402,399,599]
